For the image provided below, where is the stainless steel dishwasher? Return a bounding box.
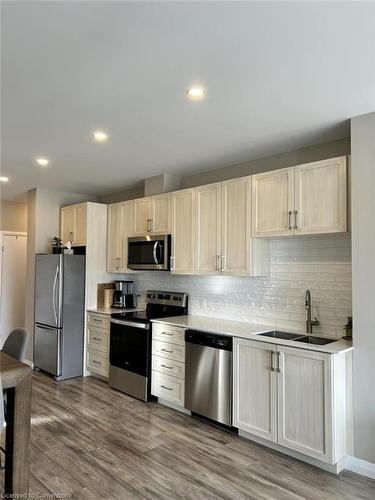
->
[185,330,232,426]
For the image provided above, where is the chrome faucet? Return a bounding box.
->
[305,290,320,334]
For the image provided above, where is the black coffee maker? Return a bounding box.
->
[113,280,135,309]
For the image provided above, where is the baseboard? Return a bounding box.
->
[24,359,34,368]
[345,455,375,479]
[157,398,191,415]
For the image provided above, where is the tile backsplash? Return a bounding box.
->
[116,234,352,338]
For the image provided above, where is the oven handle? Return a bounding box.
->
[110,319,150,330]
[153,241,161,265]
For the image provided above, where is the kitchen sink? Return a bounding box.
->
[293,335,336,345]
[259,331,304,340]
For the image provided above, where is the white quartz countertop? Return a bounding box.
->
[87,307,145,315]
[151,315,353,354]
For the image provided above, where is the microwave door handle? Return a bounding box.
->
[153,241,161,265]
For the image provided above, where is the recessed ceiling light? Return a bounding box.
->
[0,176,9,183]
[186,87,207,99]
[93,131,108,142]
[36,158,49,167]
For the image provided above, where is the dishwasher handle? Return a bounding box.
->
[185,330,232,351]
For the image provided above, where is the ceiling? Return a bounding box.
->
[1,1,375,201]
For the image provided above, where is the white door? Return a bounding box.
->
[222,177,251,276]
[171,189,196,275]
[151,194,171,233]
[107,203,124,272]
[294,156,347,235]
[277,346,333,462]
[133,198,151,235]
[252,167,295,237]
[196,183,222,275]
[233,338,277,442]
[0,234,27,347]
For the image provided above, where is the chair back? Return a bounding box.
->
[2,328,28,362]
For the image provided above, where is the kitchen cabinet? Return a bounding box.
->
[61,203,87,246]
[233,339,277,442]
[294,157,347,235]
[233,338,348,465]
[196,183,222,275]
[133,194,171,235]
[252,167,295,237]
[86,313,110,379]
[107,201,133,272]
[222,177,252,276]
[151,323,186,407]
[277,346,332,462]
[252,157,347,237]
[171,188,196,275]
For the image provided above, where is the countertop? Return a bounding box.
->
[87,307,145,315]
[151,315,353,354]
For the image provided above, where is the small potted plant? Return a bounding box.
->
[343,316,352,340]
[51,236,63,254]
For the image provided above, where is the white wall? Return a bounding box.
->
[24,188,96,361]
[115,234,352,338]
[351,111,375,464]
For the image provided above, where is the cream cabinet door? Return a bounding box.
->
[61,206,75,243]
[277,346,333,463]
[133,198,151,235]
[252,168,295,237]
[151,193,171,233]
[294,156,347,235]
[222,177,251,276]
[74,204,87,246]
[196,183,222,275]
[107,201,133,272]
[233,339,277,442]
[171,189,196,275]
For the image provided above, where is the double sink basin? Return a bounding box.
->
[259,330,336,345]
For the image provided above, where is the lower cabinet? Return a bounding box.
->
[86,313,110,378]
[233,339,346,464]
[151,323,185,407]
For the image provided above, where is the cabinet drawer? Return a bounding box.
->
[87,327,109,354]
[87,313,110,331]
[152,340,185,362]
[151,371,185,406]
[87,349,109,377]
[152,355,185,379]
[152,323,185,345]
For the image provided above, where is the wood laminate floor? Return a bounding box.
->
[2,373,374,499]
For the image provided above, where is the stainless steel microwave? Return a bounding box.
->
[128,235,171,270]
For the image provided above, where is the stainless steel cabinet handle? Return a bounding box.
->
[270,351,275,372]
[217,255,221,271]
[161,348,173,353]
[150,219,154,232]
[161,364,173,369]
[92,360,101,365]
[288,211,293,230]
[294,210,298,230]
[92,337,101,341]
[161,385,173,391]
[170,256,175,271]
[275,352,281,373]
[92,318,102,323]
[161,331,173,336]
[221,255,225,272]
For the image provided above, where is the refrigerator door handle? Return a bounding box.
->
[52,265,59,326]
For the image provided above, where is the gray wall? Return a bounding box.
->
[0,201,28,232]
[98,184,145,204]
[181,138,350,188]
[351,112,375,464]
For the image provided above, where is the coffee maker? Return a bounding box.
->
[113,281,135,309]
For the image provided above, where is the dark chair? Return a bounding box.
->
[0,328,29,470]
[2,328,28,362]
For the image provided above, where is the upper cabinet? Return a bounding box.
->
[133,193,172,235]
[61,203,87,246]
[196,183,222,275]
[107,201,133,273]
[252,156,348,237]
[171,189,196,275]
[252,168,295,237]
[294,157,347,235]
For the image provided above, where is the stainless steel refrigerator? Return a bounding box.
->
[34,254,85,380]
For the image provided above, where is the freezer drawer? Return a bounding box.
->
[34,324,61,376]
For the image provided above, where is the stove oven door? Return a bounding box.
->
[109,319,151,400]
